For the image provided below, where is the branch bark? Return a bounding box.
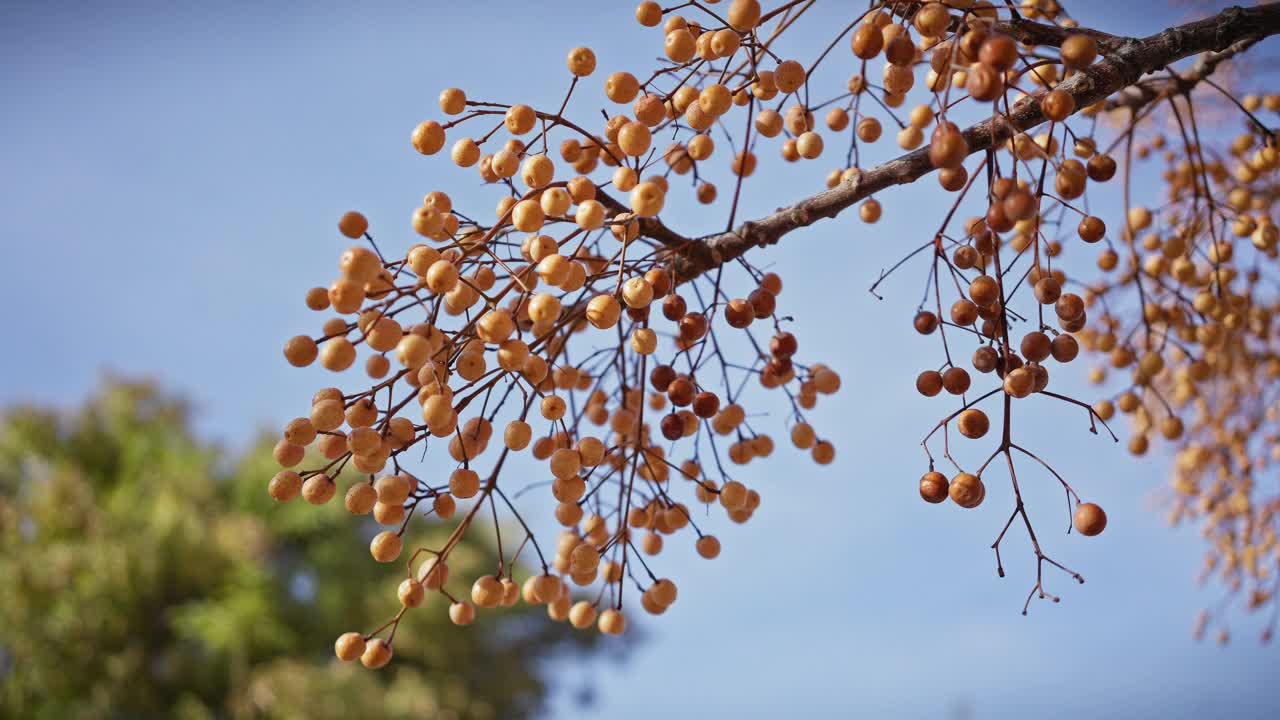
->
[641,3,1280,286]
[1103,34,1262,112]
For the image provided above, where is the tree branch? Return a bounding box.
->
[596,189,688,248]
[645,3,1280,286]
[893,0,1129,53]
[1103,34,1263,112]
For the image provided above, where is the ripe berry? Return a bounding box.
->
[345,483,377,515]
[1074,502,1107,536]
[269,471,303,502]
[851,23,884,60]
[335,632,366,661]
[1078,216,1106,242]
[969,276,999,306]
[569,601,598,629]
[360,638,393,669]
[370,531,403,562]
[399,578,426,608]
[660,413,684,440]
[957,409,989,439]
[916,370,943,397]
[942,367,970,395]
[929,123,968,169]
[302,474,336,505]
[338,211,369,239]
[598,608,627,635]
[728,0,761,31]
[920,471,949,503]
[979,34,1017,72]
[1020,332,1052,362]
[770,331,798,358]
[696,535,721,558]
[914,311,939,334]
[472,575,505,608]
[450,601,476,626]
[949,473,985,508]
[1087,154,1116,182]
[692,391,720,418]
[1051,334,1079,363]
[1041,89,1075,122]
[1060,34,1098,69]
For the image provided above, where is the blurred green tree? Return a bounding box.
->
[0,380,606,720]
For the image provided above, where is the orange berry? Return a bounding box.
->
[1074,503,1107,536]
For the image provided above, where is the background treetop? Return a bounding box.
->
[0,380,603,719]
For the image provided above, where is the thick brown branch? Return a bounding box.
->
[998,15,1125,54]
[1103,34,1263,112]
[655,4,1280,286]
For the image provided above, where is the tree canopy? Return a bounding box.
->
[0,381,604,719]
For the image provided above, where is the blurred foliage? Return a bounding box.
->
[0,380,610,719]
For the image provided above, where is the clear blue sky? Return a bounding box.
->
[2,1,1276,717]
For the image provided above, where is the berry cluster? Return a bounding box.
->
[271,0,1280,664]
